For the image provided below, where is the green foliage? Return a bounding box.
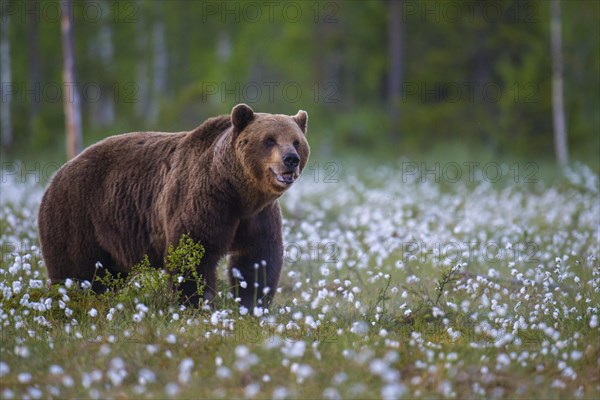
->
[433,265,462,307]
[94,256,171,309]
[93,234,205,306]
[165,233,206,300]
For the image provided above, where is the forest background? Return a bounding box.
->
[0,0,598,167]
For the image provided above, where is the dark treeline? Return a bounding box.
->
[1,0,598,161]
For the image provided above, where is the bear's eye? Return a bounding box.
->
[266,137,276,146]
[293,140,300,148]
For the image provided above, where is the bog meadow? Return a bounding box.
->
[1,158,600,399]
[1,1,599,399]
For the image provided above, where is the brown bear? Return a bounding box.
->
[38,103,310,308]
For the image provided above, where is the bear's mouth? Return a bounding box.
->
[270,168,298,187]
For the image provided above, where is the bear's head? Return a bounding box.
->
[232,103,310,196]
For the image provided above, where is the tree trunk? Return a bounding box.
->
[27,0,41,122]
[551,0,568,166]
[1,0,12,149]
[60,1,83,159]
[148,19,167,123]
[135,1,149,119]
[89,0,115,127]
[388,0,403,141]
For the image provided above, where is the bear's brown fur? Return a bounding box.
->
[38,104,310,308]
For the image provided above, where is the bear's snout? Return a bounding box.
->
[283,152,300,169]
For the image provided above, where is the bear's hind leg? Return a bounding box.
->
[43,243,116,293]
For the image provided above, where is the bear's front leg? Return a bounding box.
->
[164,207,238,307]
[228,202,283,309]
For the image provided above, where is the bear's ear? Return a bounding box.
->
[231,103,255,132]
[293,110,308,135]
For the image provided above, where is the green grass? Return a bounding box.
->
[0,160,599,399]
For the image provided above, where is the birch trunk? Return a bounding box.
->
[61,1,83,159]
[148,20,167,123]
[388,0,403,141]
[1,0,12,148]
[551,0,568,166]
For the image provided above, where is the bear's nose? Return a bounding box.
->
[283,153,300,168]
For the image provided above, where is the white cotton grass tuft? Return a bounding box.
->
[0,362,9,377]
[282,340,306,358]
[291,363,313,383]
[178,358,194,384]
